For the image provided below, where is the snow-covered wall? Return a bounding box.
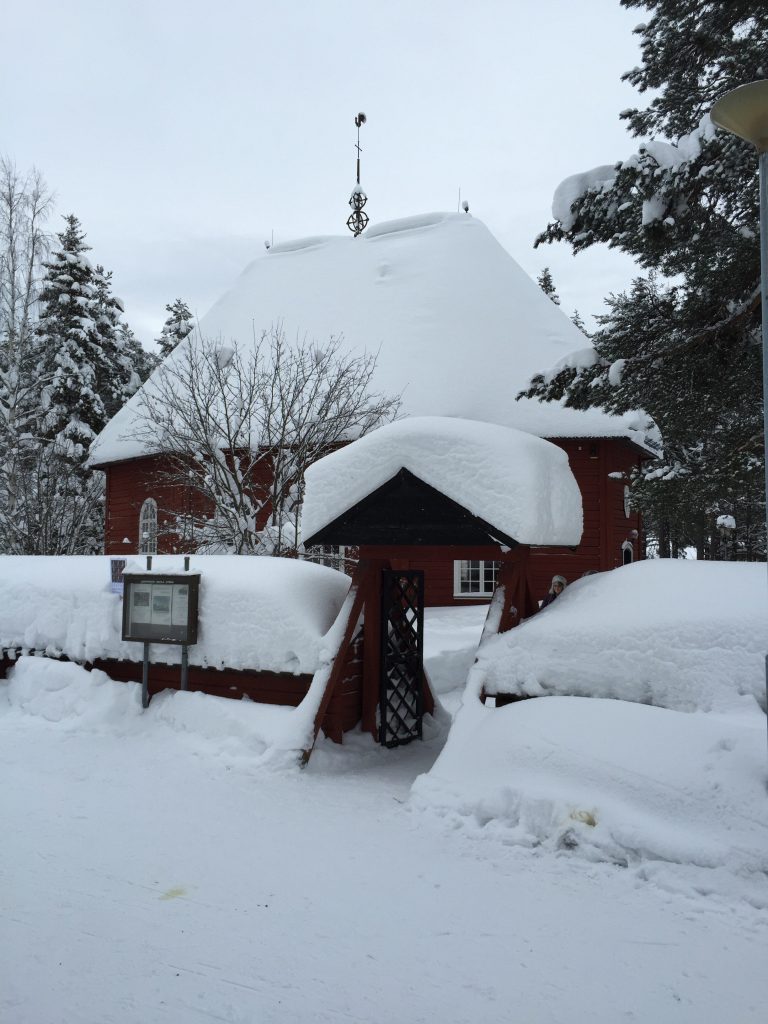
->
[0,555,350,675]
[473,560,768,713]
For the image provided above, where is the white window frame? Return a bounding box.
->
[453,559,500,598]
[304,544,347,573]
[138,498,158,555]
[621,540,634,565]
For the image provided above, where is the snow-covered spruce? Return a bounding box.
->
[530,4,768,559]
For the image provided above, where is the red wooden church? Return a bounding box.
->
[89,211,653,603]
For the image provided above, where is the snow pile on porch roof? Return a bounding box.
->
[89,212,652,466]
[302,417,583,547]
[0,555,349,675]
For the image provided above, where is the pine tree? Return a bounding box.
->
[1,199,154,554]
[536,267,560,305]
[157,298,194,359]
[93,264,130,422]
[527,2,768,559]
[35,214,106,455]
[24,214,107,552]
[118,321,159,395]
[571,310,588,335]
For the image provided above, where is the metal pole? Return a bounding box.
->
[142,641,150,709]
[760,150,768,746]
[181,555,190,691]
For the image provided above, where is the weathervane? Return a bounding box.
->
[347,112,369,236]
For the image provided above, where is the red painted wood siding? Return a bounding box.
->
[99,437,644,605]
[359,438,644,605]
[101,453,274,555]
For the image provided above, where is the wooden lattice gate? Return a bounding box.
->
[379,569,424,748]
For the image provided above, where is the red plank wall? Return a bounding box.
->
[100,438,644,606]
[102,454,272,555]
[103,455,196,554]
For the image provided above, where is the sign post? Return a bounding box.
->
[121,559,201,708]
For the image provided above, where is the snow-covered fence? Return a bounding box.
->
[472,560,768,714]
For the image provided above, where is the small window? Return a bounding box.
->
[305,544,347,573]
[138,498,158,554]
[454,559,500,597]
[621,540,633,565]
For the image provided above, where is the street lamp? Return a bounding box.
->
[711,80,768,744]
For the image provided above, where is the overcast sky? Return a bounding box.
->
[3,0,646,349]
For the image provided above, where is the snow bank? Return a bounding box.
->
[302,417,583,546]
[475,560,768,713]
[412,696,768,903]
[89,212,652,466]
[2,657,304,761]
[0,555,350,675]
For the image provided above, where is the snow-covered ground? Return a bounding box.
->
[2,657,767,1024]
[2,563,767,1022]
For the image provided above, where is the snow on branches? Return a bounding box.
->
[132,326,401,555]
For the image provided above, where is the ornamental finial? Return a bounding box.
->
[347,112,369,236]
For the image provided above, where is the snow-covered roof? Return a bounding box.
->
[89,212,653,466]
[302,417,583,547]
[0,555,350,675]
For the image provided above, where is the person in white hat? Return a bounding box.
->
[541,574,567,609]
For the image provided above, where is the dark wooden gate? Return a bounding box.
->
[379,569,424,748]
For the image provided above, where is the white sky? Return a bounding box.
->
[2,0,646,349]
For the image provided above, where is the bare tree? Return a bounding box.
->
[134,326,400,554]
[0,159,52,427]
[0,159,56,551]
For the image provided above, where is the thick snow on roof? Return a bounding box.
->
[302,417,583,547]
[474,560,768,713]
[0,555,350,675]
[89,212,652,466]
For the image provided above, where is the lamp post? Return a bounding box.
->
[711,80,768,743]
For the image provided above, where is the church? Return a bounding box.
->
[88,211,654,605]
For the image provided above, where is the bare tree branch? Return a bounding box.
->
[133,326,401,554]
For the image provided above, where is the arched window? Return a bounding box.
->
[138,498,158,554]
[621,540,633,565]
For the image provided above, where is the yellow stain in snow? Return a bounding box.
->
[159,886,187,900]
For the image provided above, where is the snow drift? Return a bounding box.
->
[412,559,768,900]
[412,696,768,904]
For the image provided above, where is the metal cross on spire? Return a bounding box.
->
[347,112,369,236]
